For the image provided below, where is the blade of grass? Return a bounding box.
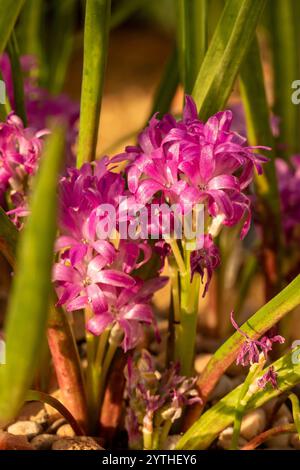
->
[77,0,111,167]
[0,0,25,54]
[110,0,151,29]
[184,274,300,427]
[17,0,44,74]
[7,31,27,125]
[177,0,208,93]
[177,349,300,449]
[0,127,64,427]
[192,0,267,120]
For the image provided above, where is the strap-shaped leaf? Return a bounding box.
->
[0,0,25,54]
[192,0,266,120]
[0,128,64,426]
[177,349,300,449]
[0,207,18,267]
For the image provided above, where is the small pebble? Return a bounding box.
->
[0,431,34,450]
[290,433,300,450]
[218,426,247,450]
[56,424,75,437]
[210,375,233,401]
[275,404,293,423]
[30,409,48,426]
[31,434,58,450]
[265,416,291,448]
[194,354,213,374]
[7,420,42,440]
[52,437,104,450]
[240,409,266,441]
[44,390,63,423]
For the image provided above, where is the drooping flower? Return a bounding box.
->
[257,366,278,390]
[230,312,285,367]
[125,349,201,447]
[190,234,221,297]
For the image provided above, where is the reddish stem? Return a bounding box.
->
[241,423,295,450]
[47,303,89,433]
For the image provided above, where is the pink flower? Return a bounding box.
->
[0,54,79,166]
[0,112,48,226]
[230,312,285,366]
[257,366,278,389]
[87,277,168,351]
[113,95,269,239]
[190,234,220,297]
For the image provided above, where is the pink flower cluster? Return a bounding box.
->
[0,112,48,225]
[0,54,79,166]
[53,160,167,351]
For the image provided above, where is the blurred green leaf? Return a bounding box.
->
[111,0,151,29]
[269,0,300,156]
[0,127,64,427]
[192,0,266,120]
[177,350,300,449]
[77,0,111,166]
[0,0,25,54]
[7,32,27,125]
[0,207,18,267]
[17,0,44,73]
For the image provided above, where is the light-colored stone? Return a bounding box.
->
[52,436,104,450]
[290,433,300,450]
[240,409,266,441]
[7,420,42,439]
[56,424,75,437]
[218,426,247,450]
[31,434,58,450]
[30,409,48,426]
[0,431,34,450]
[210,375,233,401]
[265,416,291,448]
[46,418,66,434]
[275,404,293,422]
[194,354,213,375]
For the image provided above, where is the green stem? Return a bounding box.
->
[77,0,111,167]
[7,31,27,125]
[168,239,186,273]
[289,393,300,437]
[159,419,173,449]
[0,0,25,54]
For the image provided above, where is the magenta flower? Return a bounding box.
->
[0,112,48,225]
[0,53,79,166]
[257,366,278,390]
[113,95,269,239]
[190,234,221,297]
[87,277,168,351]
[276,156,300,244]
[230,312,285,366]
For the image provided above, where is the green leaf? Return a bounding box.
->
[269,0,300,155]
[0,0,25,54]
[0,207,18,267]
[177,0,207,93]
[110,0,151,29]
[0,127,64,427]
[192,0,266,120]
[148,47,179,119]
[177,349,300,449]
[17,0,44,75]
[185,274,300,422]
[7,31,27,125]
[77,0,111,167]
